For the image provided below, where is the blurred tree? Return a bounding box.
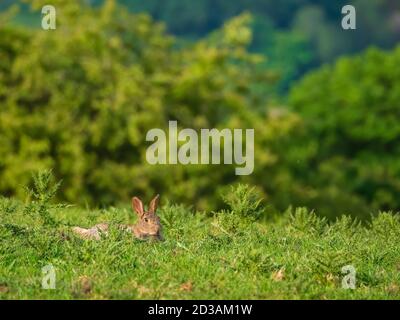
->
[0,0,302,213]
[289,46,400,218]
[5,0,400,92]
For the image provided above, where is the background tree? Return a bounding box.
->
[289,46,400,218]
[7,0,400,91]
[0,0,399,219]
[0,1,301,213]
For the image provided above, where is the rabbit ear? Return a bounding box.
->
[149,194,160,214]
[132,197,144,217]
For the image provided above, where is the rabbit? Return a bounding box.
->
[72,195,163,241]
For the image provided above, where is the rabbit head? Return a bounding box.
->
[131,194,163,240]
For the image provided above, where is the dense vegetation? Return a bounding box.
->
[289,47,400,216]
[1,175,399,299]
[0,1,299,214]
[1,2,399,300]
[4,0,400,90]
[118,0,400,90]
[0,0,400,219]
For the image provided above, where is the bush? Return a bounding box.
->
[221,184,264,220]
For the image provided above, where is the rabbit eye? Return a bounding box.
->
[144,218,149,222]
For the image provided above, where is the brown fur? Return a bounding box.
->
[72,195,162,241]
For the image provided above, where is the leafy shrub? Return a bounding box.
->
[2,1,399,220]
[24,170,63,226]
[221,184,264,220]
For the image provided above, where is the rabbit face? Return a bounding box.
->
[138,212,162,237]
[132,194,163,240]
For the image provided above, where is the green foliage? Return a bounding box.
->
[250,15,314,93]
[1,196,400,299]
[8,0,400,90]
[221,184,264,220]
[0,1,303,214]
[289,207,327,235]
[27,170,61,205]
[1,1,399,219]
[23,170,63,226]
[289,46,400,218]
[119,0,399,88]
